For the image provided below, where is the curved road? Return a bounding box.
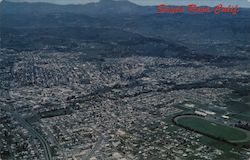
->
[13,113,53,160]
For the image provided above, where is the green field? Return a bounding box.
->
[175,115,250,144]
[229,113,250,122]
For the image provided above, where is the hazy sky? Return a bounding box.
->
[3,0,250,7]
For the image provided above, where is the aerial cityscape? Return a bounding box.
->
[0,0,250,160]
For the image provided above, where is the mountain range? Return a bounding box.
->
[1,0,250,60]
[0,0,154,15]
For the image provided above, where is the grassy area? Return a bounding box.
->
[175,115,250,144]
[229,113,250,122]
[199,136,245,160]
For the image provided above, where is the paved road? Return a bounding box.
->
[13,113,53,160]
[84,132,104,160]
[43,125,67,160]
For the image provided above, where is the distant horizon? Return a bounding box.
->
[1,0,250,8]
